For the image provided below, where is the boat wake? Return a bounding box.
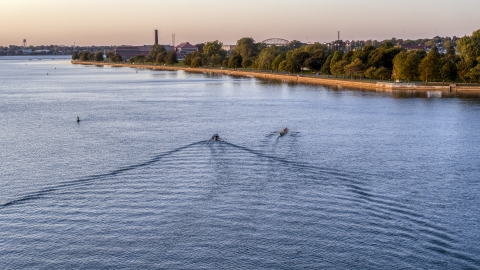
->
[0,140,207,208]
[1,138,478,267]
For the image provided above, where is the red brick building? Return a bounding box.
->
[114,46,141,59]
[115,45,175,60]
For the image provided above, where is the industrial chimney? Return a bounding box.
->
[155,30,158,45]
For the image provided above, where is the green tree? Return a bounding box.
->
[228,54,242,69]
[278,60,287,71]
[111,54,122,62]
[202,57,211,66]
[419,46,440,83]
[467,64,480,83]
[305,57,323,72]
[354,45,375,64]
[235,38,258,59]
[456,29,480,82]
[79,51,90,61]
[255,46,281,70]
[380,40,394,49]
[134,55,146,63]
[320,55,332,76]
[456,29,480,64]
[330,51,344,77]
[284,50,310,73]
[183,52,194,66]
[156,52,166,64]
[106,51,115,59]
[72,51,79,60]
[365,66,377,80]
[165,51,178,65]
[393,50,425,82]
[203,40,224,57]
[148,44,166,59]
[344,58,364,79]
[457,59,475,83]
[342,51,354,62]
[303,43,328,60]
[367,47,402,69]
[331,60,349,77]
[191,57,203,68]
[211,54,222,67]
[241,57,253,68]
[440,60,458,83]
[287,40,304,50]
[374,66,391,81]
[94,52,104,62]
[271,54,285,71]
[445,44,456,61]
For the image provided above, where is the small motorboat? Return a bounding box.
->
[279,127,288,136]
[211,134,221,141]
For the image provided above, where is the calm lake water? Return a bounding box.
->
[1,56,480,269]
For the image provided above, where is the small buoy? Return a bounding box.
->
[76,116,80,123]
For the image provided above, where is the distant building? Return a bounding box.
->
[164,45,174,52]
[115,46,141,59]
[115,44,175,60]
[401,44,427,51]
[174,42,198,60]
[221,45,236,53]
[175,42,198,54]
[138,45,152,55]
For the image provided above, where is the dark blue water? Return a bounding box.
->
[1,56,480,269]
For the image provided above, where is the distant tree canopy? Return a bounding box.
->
[79,51,92,61]
[393,50,425,82]
[165,51,178,65]
[68,29,480,83]
[106,51,115,59]
[184,51,202,67]
[235,38,260,59]
[228,54,242,69]
[148,44,166,59]
[94,52,104,62]
[456,29,480,82]
[156,52,167,64]
[111,54,123,62]
[419,46,440,82]
[72,51,79,60]
[203,40,224,57]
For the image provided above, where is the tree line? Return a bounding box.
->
[72,29,480,83]
[72,51,106,62]
[179,29,480,83]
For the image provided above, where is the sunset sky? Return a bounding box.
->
[1,0,479,46]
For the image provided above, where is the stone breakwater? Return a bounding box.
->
[72,61,480,93]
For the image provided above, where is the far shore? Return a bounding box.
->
[71,61,480,93]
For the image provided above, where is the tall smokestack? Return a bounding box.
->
[155,30,158,45]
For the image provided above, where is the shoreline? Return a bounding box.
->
[71,61,480,93]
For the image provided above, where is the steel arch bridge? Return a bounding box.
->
[262,38,289,46]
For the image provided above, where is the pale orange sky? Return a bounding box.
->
[1,0,479,46]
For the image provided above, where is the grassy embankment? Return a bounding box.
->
[73,60,480,93]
